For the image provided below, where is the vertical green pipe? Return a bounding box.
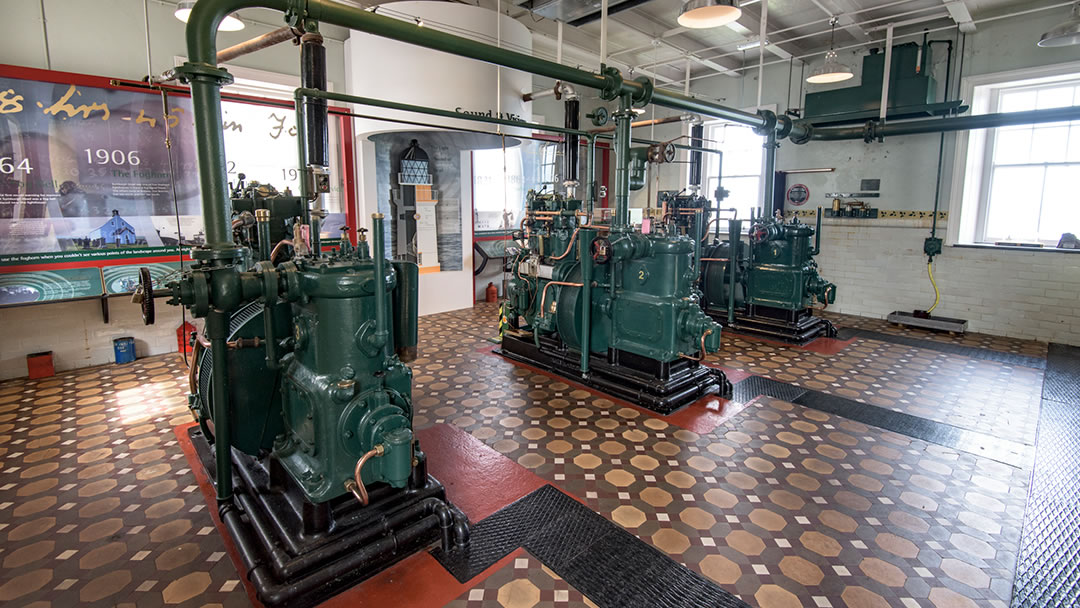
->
[763,132,777,218]
[814,206,822,256]
[579,228,596,374]
[293,90,312,229]
[692,210,702,280]
[728,219,740,325]
[371,213,389,358]
[207,309,232,500]
[613,94,632,231]
[191,80,234,250]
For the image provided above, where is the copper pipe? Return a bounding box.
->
[589,114,686,134]
[187,340,204,395]
[344,445,384,506]
[700,257,730,262]
[550,228,580,261]
[538,281,583,318]
[679,329,712,361]
[193,331,212,349]
[580,224,610,230]
[700,218,719,241]
[270,239,294,263]
[217,26,302,64]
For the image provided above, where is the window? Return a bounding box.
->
[472,147,524,231]
[537,142,559,188]
[953,66,1080,246]
[701,120,766,221]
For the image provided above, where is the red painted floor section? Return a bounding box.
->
[175,421,553,608]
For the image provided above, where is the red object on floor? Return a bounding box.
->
[26,351,54,379]
[485,282,498,303]
[177,322,197,356]
[174,421,554,608]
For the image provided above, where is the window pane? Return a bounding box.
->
[985,165,1043,241]
[1000,89,1036,112]
[712,124,764,176]
[1039,164,1080,242]
[722,175,761,219]
[1036,86,1075,110]
[1068,124,1080,163]
[992,127,1032,165]
[1030,125,1070,163]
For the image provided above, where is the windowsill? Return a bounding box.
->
[953,243,1080,254]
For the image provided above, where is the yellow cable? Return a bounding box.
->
[926,261,940,314]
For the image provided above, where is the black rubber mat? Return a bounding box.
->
[434,484,749,608]
[836,328,1046,369]
[793,390,1030,469]
[1011,344,1080,608]
[731,375,807,404]
[731,376,1030,468]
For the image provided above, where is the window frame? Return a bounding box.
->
[695,104,775,229]
[948,61,1080,247]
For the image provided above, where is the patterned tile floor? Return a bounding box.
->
[0,304,1048,607]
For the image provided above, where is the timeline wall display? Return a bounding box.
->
[0,65,355,307]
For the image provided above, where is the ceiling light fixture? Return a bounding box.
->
[174,1,245,31]
[677,0,741,29]
[737,38,768,51]
[806,18,853,84]
[1038,1,1080,47]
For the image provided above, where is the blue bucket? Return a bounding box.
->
[113,337,136,364]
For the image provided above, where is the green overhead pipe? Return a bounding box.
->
[180,0,808,256]
[811,106,1080,142]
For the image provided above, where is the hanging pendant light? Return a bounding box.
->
[1038,1,1080,47]
[678,0,742,29]
[174,1,245,31]
[807,17,853,84]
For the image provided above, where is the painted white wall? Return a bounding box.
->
[0,0,346,379]
[345,1,531,316]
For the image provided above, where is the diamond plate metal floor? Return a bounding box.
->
[1011,344,1080,608]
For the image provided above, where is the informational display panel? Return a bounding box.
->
[0,66,354,307]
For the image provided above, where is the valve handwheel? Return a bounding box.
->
[750,224,769,244]
[138,267,155,325]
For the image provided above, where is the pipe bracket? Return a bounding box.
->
[775,115,793,140]
[173,62,234,87]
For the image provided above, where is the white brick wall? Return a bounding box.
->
[816,219,1080,345]
[0,299,199,381]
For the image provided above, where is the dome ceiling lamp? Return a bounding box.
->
[1038,1,1080,47]
[677,0,742,29]
[174,1,245,31]
[806,17,853,84]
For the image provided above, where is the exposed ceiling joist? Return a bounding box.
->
[942,0,977,33]
[810,0,872,42]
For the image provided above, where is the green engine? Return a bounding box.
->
[501,190,729,413]
[701,210,837,343]
[191,219,421,503]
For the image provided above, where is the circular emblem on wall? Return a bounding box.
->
[786,184,810,206]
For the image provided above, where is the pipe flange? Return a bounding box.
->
[630,76,653,108]
[775,114,793,140]
[191,272,210,318]
[752,110,777,136]
[862,120,882,143]
[598,66,623,101]
[788,120,813,145]
[587,107,609,127]
[173,62,234,86]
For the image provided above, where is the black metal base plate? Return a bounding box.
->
[188,426,468,608]
[707,308,837,346]
[497,333,731,415]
